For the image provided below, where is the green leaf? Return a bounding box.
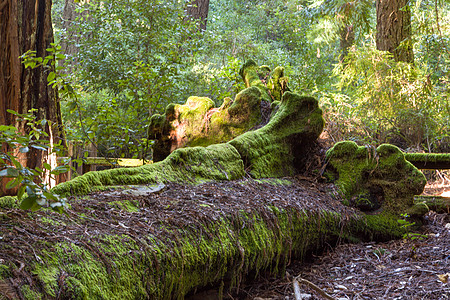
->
[43,162,52,170]
[5,178,20,189]
[43,191,58,202]
[0,168,20,177]
[47,72,56,82]
[19,195,37,210]
[6,109,18,115]
[17,185,26,200]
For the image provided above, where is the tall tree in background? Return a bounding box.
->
[0,0,65,195]
[376,0,414,63]
[186,0,210,31]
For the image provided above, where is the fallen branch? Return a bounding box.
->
[295,276,336,300]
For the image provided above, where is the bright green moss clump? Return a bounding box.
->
[325,141,426,215]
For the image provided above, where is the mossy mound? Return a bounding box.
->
[324,141,427,215]
[228,91,324,178]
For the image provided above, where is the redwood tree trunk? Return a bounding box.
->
[376,0,414,63]
[0,0,65,195]
[186,0,210,31]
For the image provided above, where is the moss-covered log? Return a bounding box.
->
[412,195,450,214]
[324,141,426,215]
[404,153,450,169]
[0,179,405,299]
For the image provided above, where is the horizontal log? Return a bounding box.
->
[57,157,152,167]
[404,153,450,169]
[412,195,450,214]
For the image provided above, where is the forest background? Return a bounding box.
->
[49,0,450,161]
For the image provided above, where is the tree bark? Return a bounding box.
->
[376,0,414,63]
[186,0,210,31]
[0,0,65,195]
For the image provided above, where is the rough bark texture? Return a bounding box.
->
[376,0,414,63]
[0,0,65,195]
[60,0,78,70]
[186,0,210,31]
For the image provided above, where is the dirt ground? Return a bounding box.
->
[224,174,450,300]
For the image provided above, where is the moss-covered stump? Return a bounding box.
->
[324,141,427,215]
[148,60,308,162]
[148,89,263,161]
[0,179,405,299]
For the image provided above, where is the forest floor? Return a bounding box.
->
[223,177,450,300]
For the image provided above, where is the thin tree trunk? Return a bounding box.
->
[186,0,210,31]
[0,0,65,195]
[376,0,414,63]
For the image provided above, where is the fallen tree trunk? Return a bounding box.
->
[413,195,450,214]
[404,153,450,169]
[0,179,404,299]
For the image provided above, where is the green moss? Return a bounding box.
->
[26,203,402,299]
[0,196,17,209]
[110,200,139,212]
[229,91,324,177]
[0,264,10,279]
[39,217,61,226]
[404,152,450,169]
[239,60,272,103]
[325,141,427,214]
[20,285,42,300]
[33,264,59,297]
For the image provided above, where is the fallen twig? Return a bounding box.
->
[295,276,335,300]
